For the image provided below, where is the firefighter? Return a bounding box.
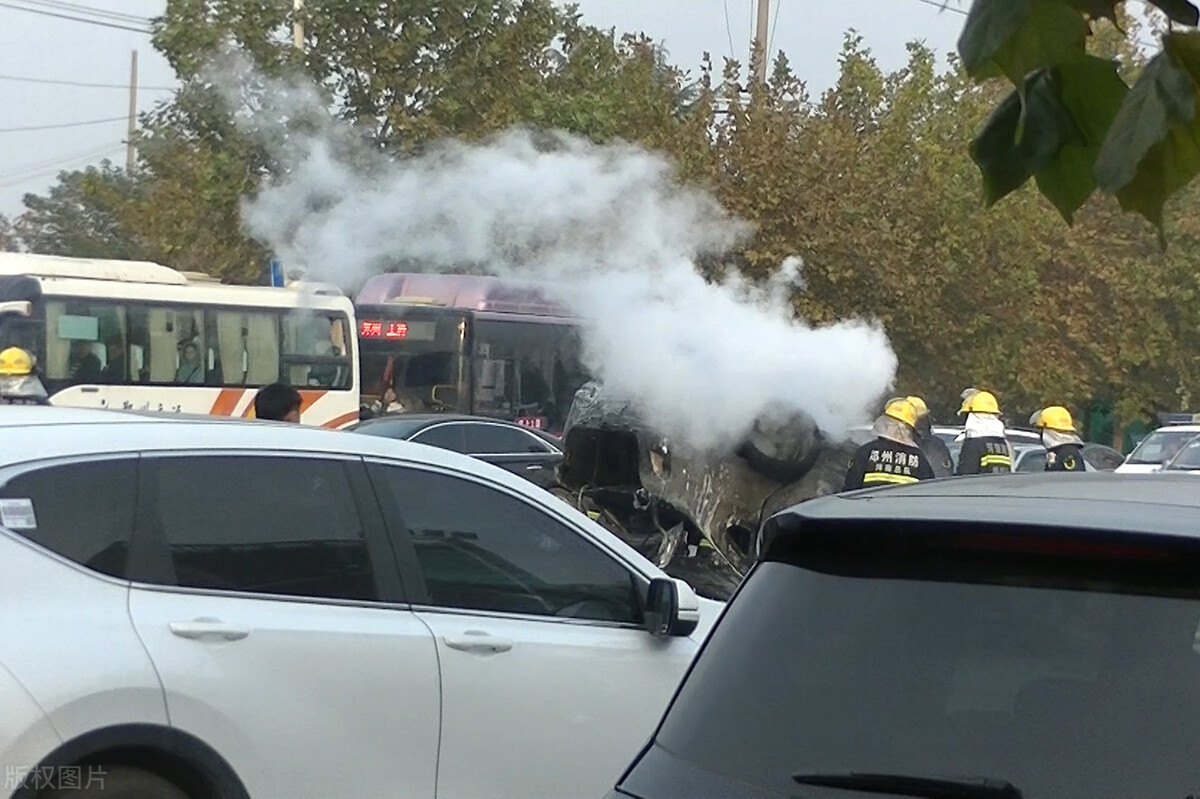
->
[0,346,49,405]
[843,397,936,490]
[906,395,953,477]
[956,388,1012,475]
[1030,405,1086,472]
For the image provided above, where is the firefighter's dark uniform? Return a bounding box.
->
[844,437,936,490]
[956,436,1012,475]
[1045,443,1085,472]
[916,430,954,478]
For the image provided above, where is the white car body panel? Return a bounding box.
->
[128,587,442,799]
[1114,463,1163,474]
[422,610,699,799]
[0,533,166,743]
[0,407,722,799]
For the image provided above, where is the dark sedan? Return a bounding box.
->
[348,414,563,488]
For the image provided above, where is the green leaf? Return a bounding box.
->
[1095,37,1200,230]
[1169,30,1200,86]
[1095,51,1196,193]
[958,0,1033,78]
[1111,123,1200,230]
[1034,143,1095,222]
[970,88,1032,204]
[1027,57,1127,222]
[1019,69,1085,172]
[989,0,1090,85]
[1055,55,1128,145]
[1147,0,1200,26]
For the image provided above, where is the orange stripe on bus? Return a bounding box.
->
[322,411,360,430]
[210,388,245,417]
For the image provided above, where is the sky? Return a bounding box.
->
[0,0,968,217]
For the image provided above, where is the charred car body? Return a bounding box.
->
[554,382,855,600]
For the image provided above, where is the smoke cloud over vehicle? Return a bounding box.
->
[212,56,897,451]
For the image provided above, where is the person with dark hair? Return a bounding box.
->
[67,339,101,384]
[254,382,302,423]
[100,336,127,384]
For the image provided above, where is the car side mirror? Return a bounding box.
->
[644,577,700,638]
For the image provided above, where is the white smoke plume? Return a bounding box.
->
[211,57,897,450]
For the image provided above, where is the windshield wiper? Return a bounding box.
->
[792,772,1022,799]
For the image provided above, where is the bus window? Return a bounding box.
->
[472,319,586,427]
[209,310,280,386]
[283,312,351,390]
[126,306,206,385]
[43,301,126,387]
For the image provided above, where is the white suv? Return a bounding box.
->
[0,407,720,799]
[1115,424,1200,474]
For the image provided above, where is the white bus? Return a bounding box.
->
[0,253,359,428]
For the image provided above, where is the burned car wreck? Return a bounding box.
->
[552,382,855,600]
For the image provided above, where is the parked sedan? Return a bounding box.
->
[0,406,719,799]
[611,474,1200,799]
[348,414,563,488]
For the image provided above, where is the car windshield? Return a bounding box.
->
[654,560,1200,799]
[1126,430,1200,464]
[1165,439,1200,471]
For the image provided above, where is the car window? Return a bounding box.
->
[0,458,136,578]
[372,465,640,624]
[412,424,468,453]
[143,456,378,601]
[1015,449,1045,472]
[654,560,1200,799]
[464,423,549,455]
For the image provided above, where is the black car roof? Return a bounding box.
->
[772,473,1200,539]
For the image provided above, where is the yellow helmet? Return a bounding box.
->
[883,397,919,429]
[0,347,34,377]
[905,395,929,418]
[959,389,1000,415]
[1030,405,1075,433]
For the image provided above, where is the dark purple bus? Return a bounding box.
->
[355,273,588,434]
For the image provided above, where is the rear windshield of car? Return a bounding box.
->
[1127,429,1200,464]
[654,559,1200,799]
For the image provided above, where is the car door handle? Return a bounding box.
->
[525,464,543,471]
[443,631,513,654]
[169,618,251,641]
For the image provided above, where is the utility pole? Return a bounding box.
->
[754,0,771,87]
[293,0,304,51]
[126,49,138,173]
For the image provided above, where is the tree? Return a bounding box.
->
[959,0,1200,237]
[703,34,1200,441]
[93,0,695,283]
[14,163,146,260]
[0,215,16,252]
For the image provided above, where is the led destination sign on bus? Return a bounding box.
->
[359,319,438,342]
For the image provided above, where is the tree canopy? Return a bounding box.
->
[12,0,1200,443]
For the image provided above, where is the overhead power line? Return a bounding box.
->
[0,143,125,189]
[0,141,124,182]
[909,0,969,16]
[0,72,175,91]
[18,0,150,25]
[0,0,152,32]
[0,115,128,133]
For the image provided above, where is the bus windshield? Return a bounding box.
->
[358,308,469,413]
[471,316,588,430]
